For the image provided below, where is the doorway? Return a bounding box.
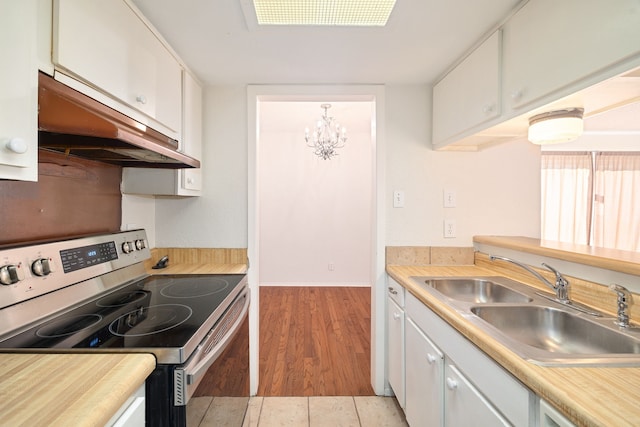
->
[247,86,386,396]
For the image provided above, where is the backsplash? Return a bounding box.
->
[146,248,248,270]
[386,246,475,266]
[0,150,122,245]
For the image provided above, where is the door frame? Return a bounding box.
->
[247,85,386,395]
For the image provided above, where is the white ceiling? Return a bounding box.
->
[131,0,522,86]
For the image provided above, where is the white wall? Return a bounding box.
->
[154,86,248,247]
[258,102,373,286]
[385,85,541,246]
[121,194,156,248]
[122,84,541,248]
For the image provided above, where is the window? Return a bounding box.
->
[541,152,640,252]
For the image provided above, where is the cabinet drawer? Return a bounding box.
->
[387,277,405,307]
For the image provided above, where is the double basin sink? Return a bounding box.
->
[410,276,640,366]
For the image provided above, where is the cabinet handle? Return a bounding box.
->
[393,312,401,320]
[426,353,437,364]
[388,287,398,295]
[510,89,524,101]
[482,103,495,114]
[446,377,458,390]
[4,138,28,154]
[136,95,147,104]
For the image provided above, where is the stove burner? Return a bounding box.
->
[36,314,103,338]
[96,290,149,307]
[109,304,192,337]
[160,278,230,298]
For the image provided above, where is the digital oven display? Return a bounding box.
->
[60,242,118,273]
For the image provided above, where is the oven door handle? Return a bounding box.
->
[182,287,250,391]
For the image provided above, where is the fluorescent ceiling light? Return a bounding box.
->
[251,0,397,26]
[528,108,584,145]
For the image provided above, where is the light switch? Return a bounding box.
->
[393,190,405,208]
[443,190,457,208]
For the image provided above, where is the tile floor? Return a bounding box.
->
[187,396,409,427]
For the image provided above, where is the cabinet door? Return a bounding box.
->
[181,70,202,193]
[444,364,510,427]
[540,399,575,427]
[387,297,405,409]
[432,30,501,146]
[503,0,640,110]
[53,0,182,133]
[0,0,38,181]
[405,319,443,427]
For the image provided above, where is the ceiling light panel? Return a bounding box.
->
[252,0,397,26]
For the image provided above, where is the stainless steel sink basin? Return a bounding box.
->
[409,275,640,365]
[470,305,640,365]
[419,278,533,304]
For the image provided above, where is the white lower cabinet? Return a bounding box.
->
[405,318,443,427]
[106,383,145,427]
[387,296,405,409]
[444,363,509,426]
[539,399,575,427]
[404,290,533,426]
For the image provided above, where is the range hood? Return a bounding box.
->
[37,73,200,169]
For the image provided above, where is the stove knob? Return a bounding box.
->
[0,265,20,286]
[31,258,52,277]
[135,239,146,250]
[122,241,134,254]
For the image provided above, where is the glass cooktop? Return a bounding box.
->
[0,274,246,360]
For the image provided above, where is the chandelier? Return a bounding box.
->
[304,104,347,160]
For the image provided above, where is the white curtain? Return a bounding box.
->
[592,153,640,252]
[541,153,592,245]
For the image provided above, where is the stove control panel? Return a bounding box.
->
[0,229,150,310]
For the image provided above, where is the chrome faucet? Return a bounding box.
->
[609,284,631,328]
[489,255,569,303]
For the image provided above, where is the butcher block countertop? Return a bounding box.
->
[387,264,640,427]
[145,247,248,275]
[0,353,155,427]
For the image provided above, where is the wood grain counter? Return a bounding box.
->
[474,235,640,276]
[387,264,640,427]
[0,353,155,427]
[146,263,247,275]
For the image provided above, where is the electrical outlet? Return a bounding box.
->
[443,190,457,208]
[393,190,405,208]
[328,263,335,271]
[444,219,456,238]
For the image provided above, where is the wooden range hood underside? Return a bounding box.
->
[37,73,199,169]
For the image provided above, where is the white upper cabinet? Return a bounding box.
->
[432,30,501,147]
[0,0,38,181]
[121,70,203,196]
[433,0,640,150]
[503,0,640,111]
[180,70,203,193]
[52,0,182,138]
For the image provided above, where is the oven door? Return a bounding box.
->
[173,286,250,406]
